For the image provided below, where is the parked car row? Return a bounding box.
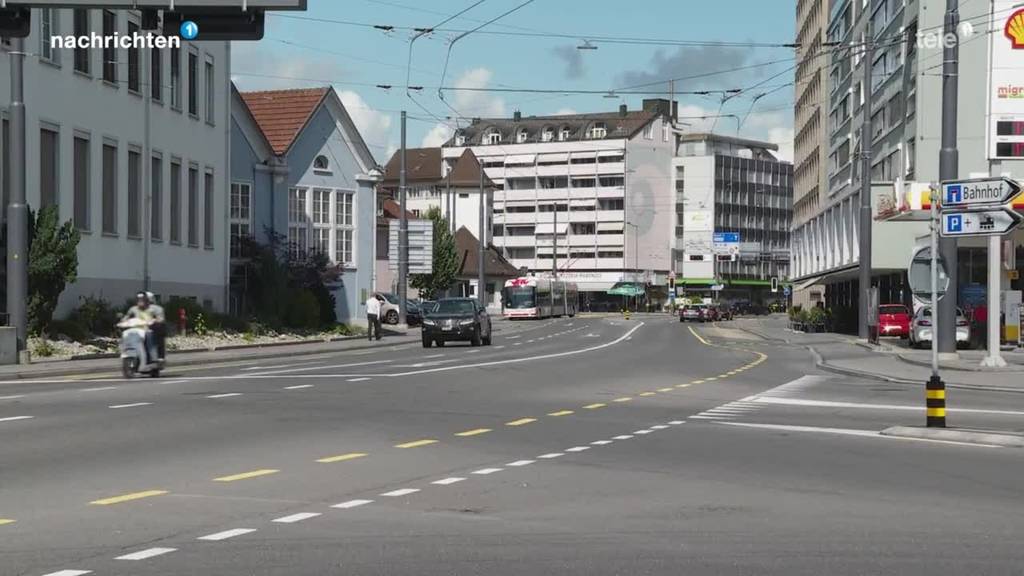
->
[678,303,735,323]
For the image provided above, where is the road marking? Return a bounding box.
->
[0,394,25,400]
[422,354,446,359]
[115,547,177,560]
[455,428,492,437]
[548,410,574,416]
[332,499,374,509]
[206,393,242,399]
[160,379,188,385]
[613,397,632,403]
[432,477,466,485]
[633,429,653,434]
[0,415,33,423]
[40,571,92,576]
[705,377,718,381]
[669,420,685,425]
[83,387,116,392]
[395,439,437,449]
[565,446,590,452]
[472,468,503,475]
[506,460,534,467]
[676,384,691,388]
[273,512,322,524]
[317,452,367,464]
[90,490,168,505]
[506,418,536,426]
[538,453,563,459]
[583,403,606,410]
[721,421,1003,448]
[691,414,734,420]
[506,335,521,339]
[612,435,633,440]
[466,350,481,354]
[514,342,523,346]
[198,528,257,541]
[246,360,391,377]
[347,377,372,382]
[0,518,15,525]
[688,326,712,345]
[753,396,1024,417]
[214,469,279,482]
[658,387,674,393]
[703,407,755,414]
[381,488,420,497]
[242,361,323,371]
[109,402,152,409]
[285,384,314,390]
[691,380,705,384]
[591,440,613,445]
[650,425,670,430]
[494,345,506,349]
[639,392,657,397]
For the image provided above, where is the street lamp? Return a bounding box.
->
[625,221,640,311]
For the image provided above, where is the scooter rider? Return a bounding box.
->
[122,291,166,364]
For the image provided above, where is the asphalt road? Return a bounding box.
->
[3,315,1024,575]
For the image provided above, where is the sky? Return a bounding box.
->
[230,0,797,165]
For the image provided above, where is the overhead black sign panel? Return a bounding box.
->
[163,9,265,41]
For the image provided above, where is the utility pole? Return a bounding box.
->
[398,111,408,325]
[937,0,960,355]
[927,187,946,427]
[858,20,874,340]
[6,35,28,357]
[143,35,152,291]
[478,162,486,306]
[552,194,558,279]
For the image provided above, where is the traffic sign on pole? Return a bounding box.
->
[939,208,1022,237]
[940,177,1021,207]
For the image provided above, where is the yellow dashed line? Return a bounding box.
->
[395,439,438,449]
[691,380,705,384]
[90,490,169,506]
[455,428,492,437]
[676,384,691,388]
[613,397,633,403]
[718,374,730,379]
[705,377,718,381]
[214,469,279,482]
[506,418,537,426]
[658,387,674,392]
[639,392,657,397]
[316,452,367,464]
[548,410,574,417]
[583,403,606,410]
[0,519,15,526]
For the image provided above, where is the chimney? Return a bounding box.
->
[642,98,671,117]
[619,104,627,117]
[471,117,481,125]
[513,110,522,122]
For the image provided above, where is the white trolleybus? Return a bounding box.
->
[502,277,579,319]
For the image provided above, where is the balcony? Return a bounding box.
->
[596,233,625,246]
[497,235,535,248]
[502,212,537,225]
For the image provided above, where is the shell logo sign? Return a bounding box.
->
[1007,9,1024,49]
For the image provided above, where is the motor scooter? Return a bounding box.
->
[118,318,164,378]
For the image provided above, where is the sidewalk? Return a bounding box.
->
[0,329,419,381]
[733,316,1024,393]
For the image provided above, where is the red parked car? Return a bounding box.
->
[878,304,911,339]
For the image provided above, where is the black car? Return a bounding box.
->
[421,298,492,348]
[406,300,423,327]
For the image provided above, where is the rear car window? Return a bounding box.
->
[880,305,908,315]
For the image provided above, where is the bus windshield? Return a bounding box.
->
[505,287,537,309]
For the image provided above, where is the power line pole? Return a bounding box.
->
[398,111,408,325]
[6,35,28,358]
[937,0,960,355]
[478,161,486,306]
[858,20,874,340]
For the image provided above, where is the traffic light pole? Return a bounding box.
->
[398,111,408,325]
[858,21,874,341]
[6,35,28,358]
[937,0,960,356]
[928,188,946,427]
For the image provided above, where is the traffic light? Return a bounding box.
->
[0,7,30,38]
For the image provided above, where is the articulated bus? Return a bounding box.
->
[502,277,579,319]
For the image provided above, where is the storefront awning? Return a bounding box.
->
[538,152,569,163]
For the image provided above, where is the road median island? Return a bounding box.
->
[881,426,1024,448]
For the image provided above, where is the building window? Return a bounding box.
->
[643,124,654,139]
[1,119,7,210]
[312,189,331,225]
[205,59,215,124]
[541,127,554,142]
[335,191,354,265]
[151,47,162,102]
[187,165,199,246]
[204,171,214,249]
[586,122,607,139]
[73,10,90,74]
[229,182,251,258]
[517,129,529,143]
[151,155,162,241]
[127,21,140,93]
[102,142,118,234]
[73,135,90,230]
[663,122,670,142]
[170,49,181,109]
[484,129,501,145]
[127,149,141,237]
[169,160,181,243]
[313,154,330,172]
[40,9,58,64]
[188,51,199,116]
[454,132,466,146]
[906,138,916,176]
[102,10,117,84]
[288,187,308,256]
[39,127,59,209]
[559,126,571,141]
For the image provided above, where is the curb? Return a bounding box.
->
[881,425,1024,448]
[895,353,1024,373]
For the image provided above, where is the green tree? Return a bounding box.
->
[410,207,459,299]
[27,206,81,335]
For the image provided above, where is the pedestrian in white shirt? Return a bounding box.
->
[366,294,383,341]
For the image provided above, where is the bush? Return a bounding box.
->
[286,290,321,329]
[31,338,56,358]
[47,319,89,342]
[68,296,122,337]
[27,206,81,335]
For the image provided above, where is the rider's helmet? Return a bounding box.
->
[136,291,150,306]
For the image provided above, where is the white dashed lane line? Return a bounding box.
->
[347,377,371,382]
[197,528,257,541]
[506,460,534,467]
[432,477,466,485]
[331,499,373,509]
[538,453,563,459]
[612,435,633,440]
[206,393,242,399]
[284,384,314,390]
[41,571,92,576]
[82,387,116,393]
[472,468,503,475]
[0,415,33,423]
[108,402,152,409]
[380,488,420,497]
[565,446,590,452]
[115,547,177,561]
[272,512,322,524]
[591,440,613,445]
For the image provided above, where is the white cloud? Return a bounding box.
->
[552,107,578,116]
[421,123,454,147]
[766,127,795,162]
[337,90,394,159]
[451,67,506,118]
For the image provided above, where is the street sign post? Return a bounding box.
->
[941,176,1022,207]
[939,208,1022,237]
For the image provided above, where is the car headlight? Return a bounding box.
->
[423,319,436,326]
[459,320,475,326]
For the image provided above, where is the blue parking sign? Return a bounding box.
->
[945,214,964,234]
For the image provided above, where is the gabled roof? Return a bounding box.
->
[240,87,329,156]
[380,197,417,220]
[381,147,493,188]
[455,227,520,279]
[448,148,493,188]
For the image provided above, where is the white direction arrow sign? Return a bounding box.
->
[940,208,1023,238]
[941,177,1022,207]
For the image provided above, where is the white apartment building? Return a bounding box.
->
[0,8,230,315]
[442,100,677,308]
